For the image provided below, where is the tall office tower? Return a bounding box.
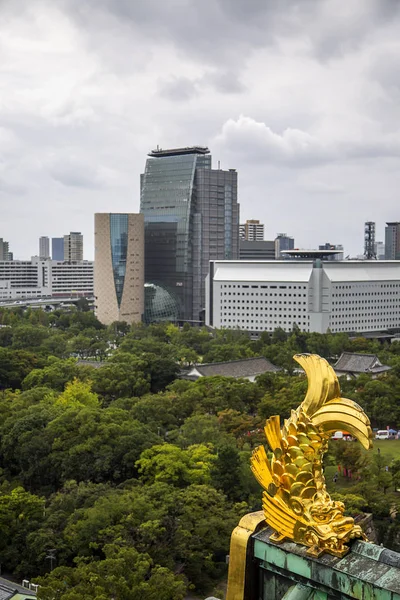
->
[140,146,239,323]
[52,237,64,260]
[364,222,376,259]
[239,219,264,241]
[39,236,50,259]
[0,239,11,261]
[385,222,400,259]
[275,233,294,259]
[64,232,83,261]
[94,213,144,325]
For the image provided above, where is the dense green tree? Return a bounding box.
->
[136,443,216,487]
[0,486,45,574]
[0,347,39,389]
[92,359,150,401]
[22,357,84,392]
[36,544,186,600]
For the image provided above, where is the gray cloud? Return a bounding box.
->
[202,71,247,95]
[158,76,199,102]
[1,0,400,259]
[48,157,118,189]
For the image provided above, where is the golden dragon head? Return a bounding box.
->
[251,353,373,558]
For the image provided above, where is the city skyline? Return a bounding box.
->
[2,2,400,260]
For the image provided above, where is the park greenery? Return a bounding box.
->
[0,305,400,598]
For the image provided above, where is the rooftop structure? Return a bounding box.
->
[334,352,391,377]
[0,576,37,598]
[182,356,280,381]
[281,249,341,260]
[148,146,210,157]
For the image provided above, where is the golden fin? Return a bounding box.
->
[312,399,373,450]
[294,354,340,417]
[262,491,298,539]
[251,445,273,490]
[264,415,281,451]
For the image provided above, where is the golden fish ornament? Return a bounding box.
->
[251,354,373,558]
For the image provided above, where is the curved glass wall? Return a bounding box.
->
[110,214,128,307]
[144,283,180,323]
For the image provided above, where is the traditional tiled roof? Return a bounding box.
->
[0,577,36,599]
[184,356,281,379]
[334,352,391,374]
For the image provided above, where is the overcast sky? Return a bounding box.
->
[1,0,400,259]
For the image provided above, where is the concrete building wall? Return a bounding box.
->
[39,236,50,259]
[206,260,400,334]
[94,213,144,326]
[64,232,83,261]
[0,258,93,300]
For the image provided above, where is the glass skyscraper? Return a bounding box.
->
[140,146,239,323]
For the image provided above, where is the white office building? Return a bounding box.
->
[0,257,93,300]
[206,259,400,334]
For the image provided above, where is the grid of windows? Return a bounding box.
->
[329,282,400,332]
[216,283,310,333]
[209,262,400,334]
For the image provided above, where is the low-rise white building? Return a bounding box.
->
[205,260,400,334]
[0,257,93,300]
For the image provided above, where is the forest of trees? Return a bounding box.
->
[0,305,400,598]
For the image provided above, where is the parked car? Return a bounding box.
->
[331,431,354,441]
[375,430,390,440]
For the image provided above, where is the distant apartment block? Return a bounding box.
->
[275,233,294,259]
[39,236,50,259]
[0,239,12,261]
[239,240,275,260]
[206,259,400,335]
[52,237,64,260]
[385,222,400,259]
[0,258,93,301]
[64,232,83,262]
[94,213,144,325]
[239,219,264,241]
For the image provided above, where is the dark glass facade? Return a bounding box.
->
[110,214,128,306]
[140,148,239,322]
[51,238,64,261]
